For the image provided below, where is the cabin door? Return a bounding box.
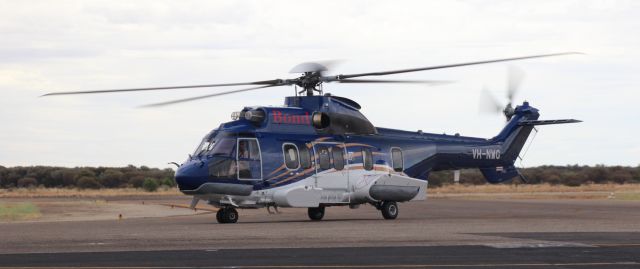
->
[313,142,349,190]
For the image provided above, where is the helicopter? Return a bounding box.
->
[44,52,581,224]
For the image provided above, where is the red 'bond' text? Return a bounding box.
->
[272,111,310,125]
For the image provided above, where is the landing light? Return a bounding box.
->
[231,111,241,120]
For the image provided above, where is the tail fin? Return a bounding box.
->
[480,102,580,183]
[491,102,540,163]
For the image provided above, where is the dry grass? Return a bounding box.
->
[430,183,640,200]
[432,183,640,194]
[2,184,640,200]
[616,192,640,201]
[0,187,182,198]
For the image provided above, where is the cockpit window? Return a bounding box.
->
[193,139,215,156]
[193,137,236,157]
[209,157,236,180]
[193,130,220,156]
[201,132,263,181]
[207,137,238,180]
[210,138,236,156]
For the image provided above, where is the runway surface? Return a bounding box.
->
[1,197,639,268]
[1,245,640,268]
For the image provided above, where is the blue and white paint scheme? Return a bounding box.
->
[174,95,579,222]
[42,52,582,223]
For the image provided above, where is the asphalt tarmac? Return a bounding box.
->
[1,245,639,268]
[1,197,639,268]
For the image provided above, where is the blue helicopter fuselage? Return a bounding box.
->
[175,95,546,197]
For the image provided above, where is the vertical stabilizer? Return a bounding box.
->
[480,102,539,183]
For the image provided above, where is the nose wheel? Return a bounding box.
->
[216,207,239,224]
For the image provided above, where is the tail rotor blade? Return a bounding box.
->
[507,65,526,103]
[479,87,504,114]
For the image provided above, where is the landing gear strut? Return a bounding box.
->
[216,207,239,224]
[307,206,325,221]
[379,201,398,220]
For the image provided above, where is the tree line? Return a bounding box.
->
[0,165,175,190]
[0,165,639,190]
[428,165,640,187]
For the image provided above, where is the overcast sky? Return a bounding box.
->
[0,0,638,168]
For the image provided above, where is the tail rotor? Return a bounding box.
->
[480,65,526,121]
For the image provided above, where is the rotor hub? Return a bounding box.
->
[294,72,323,96]
[503,103,515,120]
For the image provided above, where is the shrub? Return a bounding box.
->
[142,178,158,192]
[162,178,176,187]
[44,169,65,187]
[98,169,124,188]
[128,175,146,188]
[17,177,38,188]
[77,176,102,189]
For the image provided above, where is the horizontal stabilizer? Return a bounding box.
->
[518,119,581,126]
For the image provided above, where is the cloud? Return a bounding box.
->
[0,0,638,167]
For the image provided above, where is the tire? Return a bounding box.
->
[217,208,239,224]
[307,206,325,221]
[380,201,398,220]
[216,209,225,223]
[224,208,239,223]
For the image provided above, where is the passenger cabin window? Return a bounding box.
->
[362,148,373,171]
[237,139,261,180]
[318,146,331,170]
[283,144,300,170]
[299,146,312,169]
[332,146,345,170]
[391,148,403,172]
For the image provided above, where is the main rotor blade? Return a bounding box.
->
[333,52,582,80]
[334,79,453,84]
[41,79,284,97]
[139,84,284,108]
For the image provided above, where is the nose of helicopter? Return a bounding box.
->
[174,160,208,191]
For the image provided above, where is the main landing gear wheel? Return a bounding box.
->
[216,208,239,224]
[380,201,398,220]
[308,206,325,221]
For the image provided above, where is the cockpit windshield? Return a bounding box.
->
[191,131,262,180]
[209,138,235,156]
[192,131,237,157]
[193,139,215,156]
